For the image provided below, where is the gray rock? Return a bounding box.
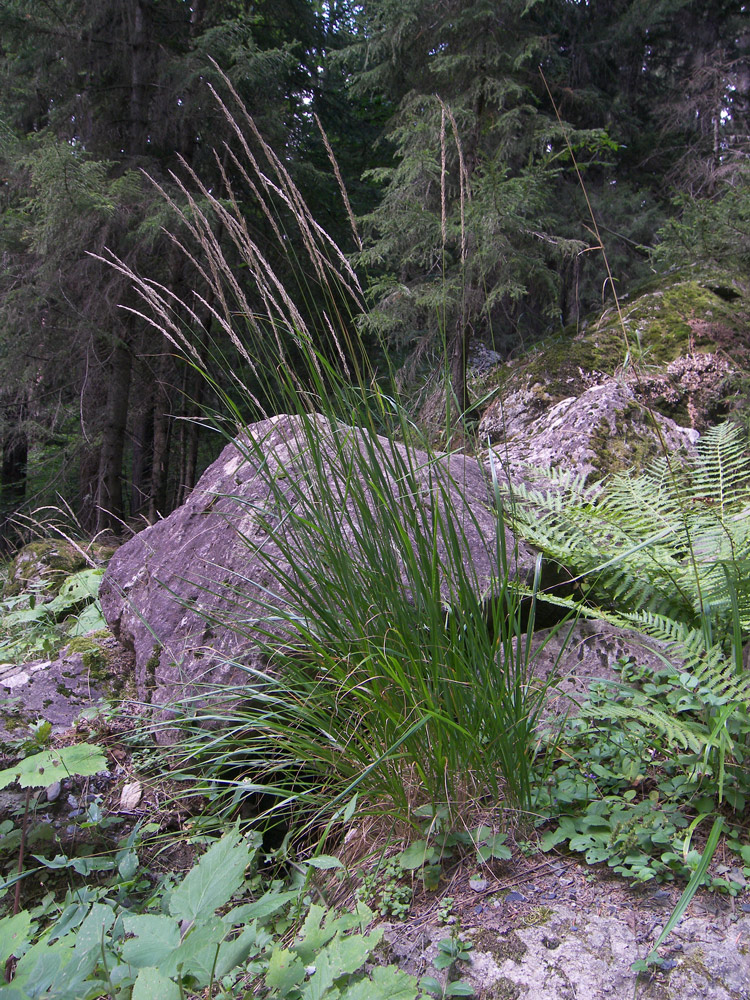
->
[45,780,61,802]
[383,903,750,1000]
[100,413,536,715]
[484,379,698,486]
[529,619,678,720]
[0,637,125,740]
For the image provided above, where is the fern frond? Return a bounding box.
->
[503,420,750,638]
[623,610,750,707]
[579,702,708,753]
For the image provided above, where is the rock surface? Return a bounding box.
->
[100,413,536,712]
[384,900,750,999]
[482,378,699,484]
[527,618,679,720]
[0,636,131,740]
[476,267,748,483]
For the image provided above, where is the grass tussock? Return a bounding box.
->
[99,68,571,839]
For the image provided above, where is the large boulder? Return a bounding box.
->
[475,267,748,482]
[100,413,536,712]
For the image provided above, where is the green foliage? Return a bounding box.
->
[263,903,418,1000]
[354,816,511,921]
[0,744,106,792]
[506,420,750,637]
[0,829,420,1000]
[653,171,750,271]
[0,568,106,664]
[420,928,475,998]
[537,659,750,888]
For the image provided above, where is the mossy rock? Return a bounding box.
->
[3,541,88,599]
[2,540,115,600]
[63,633,112,681]
[589,267,750,367]
[474,267,749,404]
[476,267,749,444]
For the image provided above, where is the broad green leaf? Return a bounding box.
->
[68,602,107,636]
[344,965,418,1000]
[303,933,378,1000]
[293,906,338,964]
[0,911,32,965]
[419,976,443,997]
[0,986,27,999]
[445,983,474,997]
[132,967,181,1000]
[73,903,115,954]
[121,914,180,968]
[160,917,227,984]
[0,744,106,791]
[399,841,439,870]
[539,826,571,851]
[266,946,305,995]
[10,936,75,995]
[223,888,301,925]
[48,903,89,943]
[213,924,262,980]
[118,850,139,880]
[168,832,251,924]
[51,570,103,608]
[305,855,344,870]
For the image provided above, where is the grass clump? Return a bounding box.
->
[96,65,569,843]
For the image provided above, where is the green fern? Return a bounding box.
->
[622,609,750,707]
[504,421,750,638]
[579,702,708,753]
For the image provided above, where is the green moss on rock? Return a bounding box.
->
[471,928,528,965]
[473,267,749,413]
[489,978,523,1000]
[3,541,87,599]
[589,270,750,367]
[64,636,110,679]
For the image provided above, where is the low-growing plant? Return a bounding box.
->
[0,568,106,665]
[0,829,422,1000]
[537,657,750,889]
[0,733,108,919]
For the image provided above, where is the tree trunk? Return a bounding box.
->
[96,339,132,533]
[128,0,148,154]
[130,400,153,519]
[0,406,28,555]
[148,360,171,522]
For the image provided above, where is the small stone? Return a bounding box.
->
[119,781,142,810]
[45,781,61,803]
[728,868,747,887]
[505,891,526,903]
[469,878,488,892]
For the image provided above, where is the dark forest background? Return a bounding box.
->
[0,0,747,547]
